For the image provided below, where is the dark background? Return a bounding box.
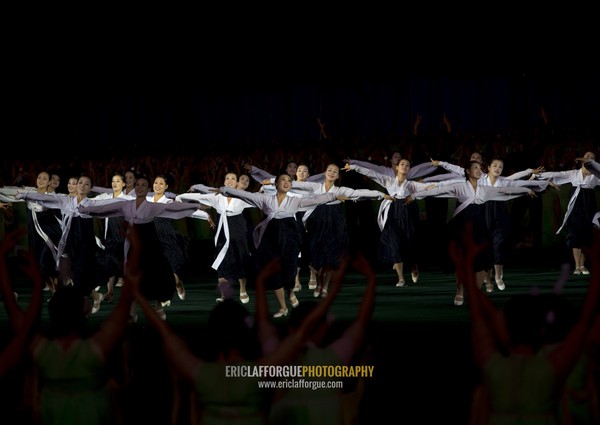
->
[7,72,600,159]
[5,11,600,159]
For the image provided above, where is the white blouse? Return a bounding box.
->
[176,192,254,269]
[220,186,338,248]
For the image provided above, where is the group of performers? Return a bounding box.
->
[1,150,598,314]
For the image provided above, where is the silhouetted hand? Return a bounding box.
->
[449,222,488,283]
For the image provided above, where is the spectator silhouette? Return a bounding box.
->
[269,251,376,425]
[0,228,42,369]
[131,255,346,425]
[451,222,600,425]
[1,225,140,424]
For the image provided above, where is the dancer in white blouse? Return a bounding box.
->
[216,174,351,318]
[477,158,551,291]
[177,172,255,304]
[422,152,486,183]
[245,161,310,186]
[237,173,252,191]
[16,175,120,313]
[536,151,600,275]
[577,156,600,230]
[405,161,536,306]
[147,175,190,302]
[346,151,438,181]
[79,176,206,321]
[123,169,137,196]
[1,171,62,294]
[427,156,550,291]
[426,154,544,185]
[249,163,324,290]
[291,163,392,298]
[48,173,61,194]
[66,177,79,197]
[92,173,134,302]
[187,173,255,294]
[292,164,319,292]
[344,158,436,286]
[239,163,320,290]
[244,161,326,192]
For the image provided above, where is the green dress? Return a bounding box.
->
[484,352,559,425]
[33,338,113,425]
[194,361,269,425]
[269,346,344,425]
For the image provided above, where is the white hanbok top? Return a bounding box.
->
[220,187,338,249]
[349,159,437,180]
[290,181,386,222]
[348,164,434,231]
[4,188,62,261]
[424,161,535,183]
[412,182,532,218]
[78,198,203,262]
[150,192,210,221]
[585,160,600,229]
[92,192,134,238]
[16,193,123,268]
[176,192,254,269]
[537,167,600,234]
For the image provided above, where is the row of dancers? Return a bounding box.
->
[1,151,599,315]
[1,173,207,321]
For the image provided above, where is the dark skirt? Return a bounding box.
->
[565,187,597,249]
[448,203,493,273]
[296,210,311,270]
[132,222,176,303]
[484,200,510,264]
[306,204,348,270]
[154,217,190,274]
[242,208,257,257]
[27,209,61,279]
[64,216,101,295]
[378,199,419,267]
[215,213,251,280]
[254,217,301,291]
[96,216,127,281]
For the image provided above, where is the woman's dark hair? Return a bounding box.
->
[153,174,170,185]
[288,300,326,330]
[464,161,480,180]
[275,174,292,184]
[48,286,87,334]
[136,175,150,184]
[503,294,546,352]
[78,174,94,188]
[205,299,259,360]
[111,172,126,181]
[124,169,138,178]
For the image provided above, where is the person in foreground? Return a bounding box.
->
[269,250,377,425]
[0,225,140,425]
[132,254,349,424]
[450,222,600,425]
[0,228,43,378]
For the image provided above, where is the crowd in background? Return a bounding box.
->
[3,108,598,189]
[2,111,598,253]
